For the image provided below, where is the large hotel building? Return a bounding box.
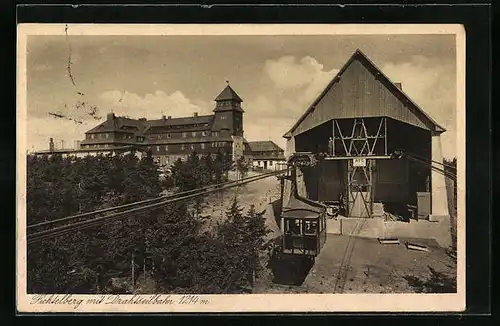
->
[37,84,286,169]
[77,84,253,167]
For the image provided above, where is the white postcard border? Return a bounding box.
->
[16,23,466,313]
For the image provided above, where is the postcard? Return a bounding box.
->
[17,23,465,313]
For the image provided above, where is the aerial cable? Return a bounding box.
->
[28,168,281,230]
[27,169,287,244]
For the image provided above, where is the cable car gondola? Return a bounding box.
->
[280,152,327,256]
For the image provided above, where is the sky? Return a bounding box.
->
[25,34,457,158]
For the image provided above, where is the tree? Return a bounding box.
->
[217,200,269,291]
[27,150,269,295]
[27,151,164,293]
[244,205,269,285]
[235,156,250,180]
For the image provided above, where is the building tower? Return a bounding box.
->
[212,83,245,162]
[211,83,244,137]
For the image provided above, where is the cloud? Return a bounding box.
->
[265,56,325,88]
[26,116,92,152]
[264,56,338,105]
[240,55,340,144]
[262,55,339,115]
[243,116,294,152]
[381,56,456,159]
[25,90,212,151]
[257,54,457,159]
[99,90,211,119]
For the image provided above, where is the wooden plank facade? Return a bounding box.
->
[283,49,446,218]
[285,50,445,138]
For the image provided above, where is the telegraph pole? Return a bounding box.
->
[131,252,135,291]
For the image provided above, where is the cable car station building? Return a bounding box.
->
[282,50,451,244]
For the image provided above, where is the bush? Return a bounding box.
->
[27,150,271,294]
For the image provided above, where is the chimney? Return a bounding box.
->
[193,112,198,117]
[49,138,54,152]
[395,82,402,90]
[107,112,115,121]
[162,115,166,120]
[167,116,172,119]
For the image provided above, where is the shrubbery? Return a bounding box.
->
[27,150,268,294]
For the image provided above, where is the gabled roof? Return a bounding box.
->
[215,85,243,102]
[86,116,146,134]
[248,140,284,152]
[87,114,215,135]
[283,49,446,138]
[144,115,214,133]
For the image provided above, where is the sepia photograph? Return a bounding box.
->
[17,24,465,312]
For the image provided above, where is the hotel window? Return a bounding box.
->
[157,146,160,152]
[191,144,195,150]
[202,131,207,136]
[220,116,226,120]
[201,143,205,149]
[91,134,95,139]
[182,132,187,138]
[181,144,185,150]
[105,133,109,139]
[167,133,171,138]
[212,131,218,137]
[165,145,168,151]
[269,161,273,166]
[157,134,162,140]
[192,132,197,137]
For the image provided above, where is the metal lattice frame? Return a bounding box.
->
[332,117,387,217]
[347,160,373,217]
[332,117,387,157]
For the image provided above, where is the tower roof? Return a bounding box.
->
[215,85,243,102]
